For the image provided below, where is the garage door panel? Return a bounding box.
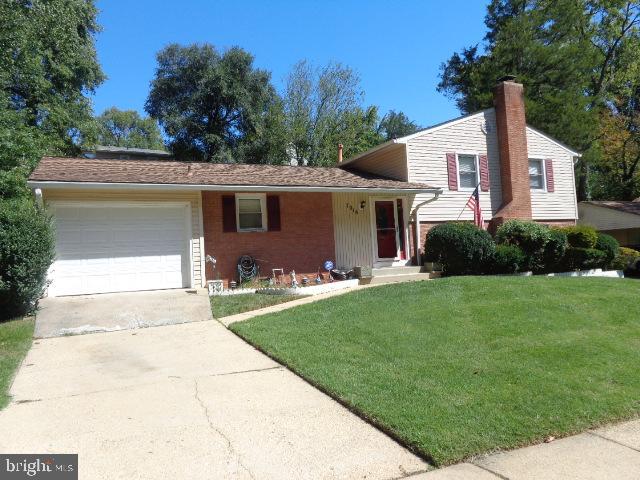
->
[49,204,190,296]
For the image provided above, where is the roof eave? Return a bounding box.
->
[27,180,442,195]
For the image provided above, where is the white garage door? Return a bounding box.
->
[49,202,191,296]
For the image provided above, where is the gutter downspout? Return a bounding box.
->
[410,193,441,266]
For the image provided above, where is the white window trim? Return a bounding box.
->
[529,158,547,192]
[235,193,267,232]
[456,153,480,191]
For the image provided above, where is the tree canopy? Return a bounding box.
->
[377,110,422,140]
[0,0,104,198]
[97,108,165,150]
[438,0,640,200]
[145,44,284,163]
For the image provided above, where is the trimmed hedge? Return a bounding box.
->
[494,220,551,271]
[561,225,598,248]
[612,247,640,273]
[0,199,55,320]
[491,245,526,274]
[562,247,607,271]
[595,233,619,267]
[541,228,568,273]
[424,222,495,275]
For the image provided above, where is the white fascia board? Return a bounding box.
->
[340,110,491,168]
[27,180,442,195]
[525,125,582,157]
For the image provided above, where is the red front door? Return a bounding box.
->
[375,200,398,259]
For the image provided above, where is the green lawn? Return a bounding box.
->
[210,293,305,318]
[0,317,34,409]
[231,277,640,466]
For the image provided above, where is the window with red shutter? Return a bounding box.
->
[221,195,237,232]
[479,154,490,191]
[545,159,555,192]
[446,153,458,191]
[267,195,281,231]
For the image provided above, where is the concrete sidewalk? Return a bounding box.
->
[416,419,640,479]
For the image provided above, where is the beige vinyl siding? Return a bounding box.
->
[332,192,374,269]
[344,143,408,180]
[578,203,640,230]
[332,192,414,269]
[42,188,204,287]
[526,128,578,220]
[407,110,501,222]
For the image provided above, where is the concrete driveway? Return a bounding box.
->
[0,316,429,479]
[35,288,212,338]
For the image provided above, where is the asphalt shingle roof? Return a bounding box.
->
[29,157,437,192]
[582,200,640,216]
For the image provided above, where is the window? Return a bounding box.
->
[457,154,479,190]
[236,194,267,231]
[529,159,545,190]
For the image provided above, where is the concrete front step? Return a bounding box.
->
[361,272,439,285]
[371,266,426,276]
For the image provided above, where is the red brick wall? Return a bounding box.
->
[493,79,532,221]
[202,191,335,285]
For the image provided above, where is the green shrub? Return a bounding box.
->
[542,228,568,273]
[424,222,495,275]
[491,245,526,274]
[594,233,619,268]
[561,225,598,248]
[0,199,55,320]
[562,247,607,271]
[494,220,551,271]
[612,247,640,272]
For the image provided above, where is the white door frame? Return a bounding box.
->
[369,196,410,268]
[46,200,193,296]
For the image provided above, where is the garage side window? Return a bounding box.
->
[236,194,267,231]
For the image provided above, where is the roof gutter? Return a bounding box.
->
[27,180,442,195]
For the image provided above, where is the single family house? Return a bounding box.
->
[578,200,640,249]
[28,77,579,296]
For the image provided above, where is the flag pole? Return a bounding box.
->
[456,182,481,221]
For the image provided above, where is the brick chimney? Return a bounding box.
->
[492,76,532,225]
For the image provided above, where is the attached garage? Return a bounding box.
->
[48,202,193,296]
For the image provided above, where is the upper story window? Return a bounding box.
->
[529,159,545,190]
[457,154,479,190]
[236,194,267,231]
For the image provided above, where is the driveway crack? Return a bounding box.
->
[193,379,256,480]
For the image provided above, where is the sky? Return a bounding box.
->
[93,0,490,128]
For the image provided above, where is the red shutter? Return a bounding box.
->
[222,195,236,232]
[545,159,555,192]
[267,195,281,231]
[446,153,458,191]
[479,154,490,191]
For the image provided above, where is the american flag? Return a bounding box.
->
[466,185,485,229]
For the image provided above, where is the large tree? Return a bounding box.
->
[377,110,421,140]
[438,0,640,200]
[97,107,165,150]
[0,0,104,198]
[145,43,286,163]
[282,60,384,166]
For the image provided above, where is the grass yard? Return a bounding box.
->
[0,317,34,410]
[210,293,305,318]
[231,276,640,466]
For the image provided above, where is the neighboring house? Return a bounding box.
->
[27,77,579,296]
[578,201,640,249]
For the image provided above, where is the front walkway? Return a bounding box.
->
[0,315,428,479]
[417,419,640,479]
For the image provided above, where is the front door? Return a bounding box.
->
[374,200,399,259]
